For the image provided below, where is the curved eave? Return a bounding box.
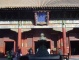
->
[0,0,79,8]
[0,6,79,9]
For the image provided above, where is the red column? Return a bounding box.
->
[60,37,63,54]
[18,28,22,49]
[57,36,61,49]
[62,24,67,55]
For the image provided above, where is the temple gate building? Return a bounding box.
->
[0,0,79,56]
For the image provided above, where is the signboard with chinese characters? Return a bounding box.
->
[37,12,47,22]
[35,11,48,25]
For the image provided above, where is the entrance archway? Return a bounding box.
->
[5,42,14,53]
[70,41,79,55]
[4,40,16,55]
[34,41,51,54]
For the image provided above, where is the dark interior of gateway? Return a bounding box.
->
[5,42,14,54]
[35,41,50,54]
[70,41,79,55]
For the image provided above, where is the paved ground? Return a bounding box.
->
[0,58,79,60]
[69,58,79,60]
[0,58,16,60]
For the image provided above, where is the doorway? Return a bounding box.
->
[35,41,50,54]
[5,42,14,54]
[70,41,79,55]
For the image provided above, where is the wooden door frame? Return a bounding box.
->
[69,40,71,55]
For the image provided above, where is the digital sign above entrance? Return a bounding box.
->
[39,33,46,41]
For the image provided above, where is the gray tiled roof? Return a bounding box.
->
[0,0,79,8]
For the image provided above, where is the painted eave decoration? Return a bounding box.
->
[0,0,79,8]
